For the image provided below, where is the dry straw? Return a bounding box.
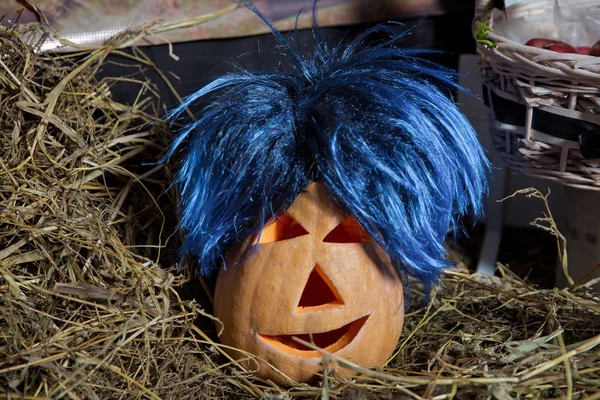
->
[1,10,600,400]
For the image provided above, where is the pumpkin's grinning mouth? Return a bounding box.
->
[257,315,369,357]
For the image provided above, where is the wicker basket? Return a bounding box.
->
[473,0,600,190]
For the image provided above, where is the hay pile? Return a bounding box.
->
[1,22,600,400]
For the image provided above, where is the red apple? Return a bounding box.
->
[577,46,591,54]
[590,40,600,57]
[547,43,580,53]
[525,38,556,48]
[525,37,580,54]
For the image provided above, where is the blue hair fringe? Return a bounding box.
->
[166,0,491,289]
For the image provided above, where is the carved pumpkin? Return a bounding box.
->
[213,182,404,385]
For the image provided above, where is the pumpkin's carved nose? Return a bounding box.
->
[295,264,344,314]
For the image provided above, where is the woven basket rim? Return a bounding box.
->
[473,0,600,190]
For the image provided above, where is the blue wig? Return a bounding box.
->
[167,1,490,288]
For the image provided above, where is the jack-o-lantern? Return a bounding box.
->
[214,182,404,384]
[167,0,489,388]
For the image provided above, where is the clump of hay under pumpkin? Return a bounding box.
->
[1,21,600,400]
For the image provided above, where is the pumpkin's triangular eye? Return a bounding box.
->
[323,216,372,243]
[258,214,309,244]
[296,264,344,314]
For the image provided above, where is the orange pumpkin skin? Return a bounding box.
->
[213,182,404,385]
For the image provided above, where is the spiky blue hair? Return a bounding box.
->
[166,1,490,288]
